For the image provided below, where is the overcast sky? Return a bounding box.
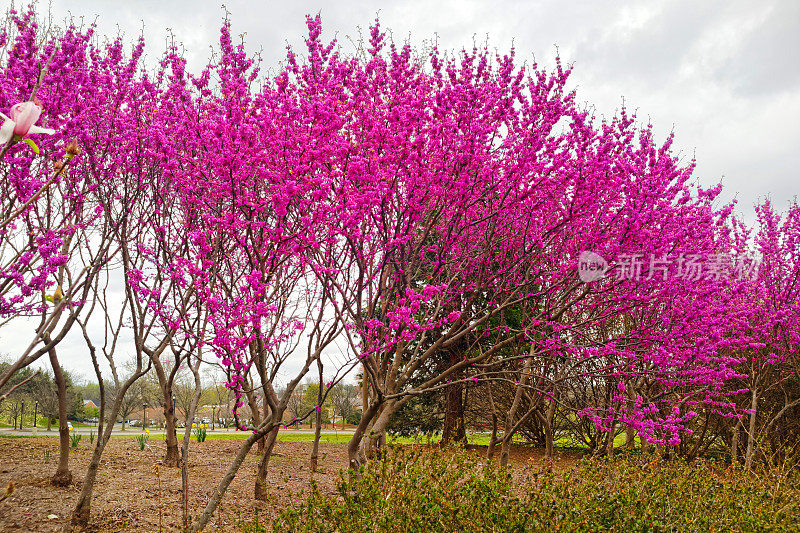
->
[4,0,798,381]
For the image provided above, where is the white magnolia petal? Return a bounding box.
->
[0,119,14,145]
[0,112,10,121]
[27,125,56,135]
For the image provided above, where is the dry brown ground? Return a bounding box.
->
[0,437,348,532]
[0,438,581,532]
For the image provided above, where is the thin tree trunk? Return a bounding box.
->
[364,403,384,460]
[310,360,324,471]
[162,390,179,467]
[744,387,758,469]
[501,353,534,467]
[348,400,381,472]
[442,351,466,446]
[640,432,651,455]
[254,425,280,501]
[245,388,265,453]
[686,410,710,460]
[71,398,126,527]
[190,424,274,532]
[310,408,322,470]
[543,397,557,459]
[48,346,72,487]
[606,419,617,457]
[149,348,182,467]
[624,384,637,450]
[180,361,204,531]
[368,403,396,455]
[731,419,740,463]
[486,385,499,459]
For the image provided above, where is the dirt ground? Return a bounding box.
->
[0,437,579,532]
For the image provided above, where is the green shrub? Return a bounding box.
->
[344,410,362,426]
[270,446,800,533]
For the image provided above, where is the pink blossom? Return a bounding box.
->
[0,101,55,144]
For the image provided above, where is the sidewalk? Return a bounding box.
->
[0,425,355,437]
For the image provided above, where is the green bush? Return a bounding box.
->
[345,410,361,426]
[270,446,800,532]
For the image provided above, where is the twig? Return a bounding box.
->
[0,370,40,403]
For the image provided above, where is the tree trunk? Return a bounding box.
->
[162,392,179,467]
[48,347,72,487]
[150,357,180,467]
[245,389,265,453]
[543,398,557,459]
[640,432,651,455]
[731,420,740,462]
[72,401,124,527]
[190,425,273,532]
[442,352,466,446]
[180,362,204,531]
[254,425,280,501]
[500,354,534,467]
[605,419,617,457]
[487,413,499,460]
[686,410,710,460]
[311,361,324,471]
[310,407,323,471]
[486,383,499,459]
[348,400,381,472]
[368,404,395,454]
[625,427,635,450]
[744,387,758,469]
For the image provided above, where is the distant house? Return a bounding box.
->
[83,399,99,410]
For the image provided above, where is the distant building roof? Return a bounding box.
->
[83,399,99,409]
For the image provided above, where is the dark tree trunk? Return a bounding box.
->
[543,398,557,459]
[348,400,381,472]
[151,360,180,467]
[245,388,265,453]
[49,347,72,487]
[442,351,467,446]
[254,425,280,501]
[486,383,499,459]
[162,394,179,467]
[311,361,324,471]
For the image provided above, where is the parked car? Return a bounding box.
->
[67,421,73,430]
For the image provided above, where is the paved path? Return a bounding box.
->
[0,426,355,437]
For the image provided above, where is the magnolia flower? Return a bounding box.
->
[0,101,55,144]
